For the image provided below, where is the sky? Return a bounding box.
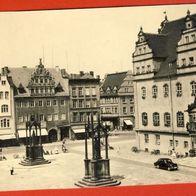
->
[0,4,196,78]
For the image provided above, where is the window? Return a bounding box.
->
[153,112,160,126]
[184,141,189,148]
[191,81,196,96]
[164,113,171,127]
[141,87,146,99]
[18,116,23,123]
[185,36,189,43]
[142,112,148,126]
[73,112,78,122]
[143,47,146,53]
[136,67,140,74]
[163,84,169,97]
[0,92,3,99]
[72,100,77,108]
[189,57,194,65]
[92,87,96,96]
[177,112,184,127]
[78,87,83,97]
[38,100,43,107]
[176,83,182,97]
[29,101,35,107]
[147,65,151,72]
[78,100,84,108]
[1,105,8,113]
[2,80,6,85]
[5,91,9,99]
[46,100,51,106]
[115,107,118,113]
[53,114,58,121]
[175,140,179,147]
[0,119,10,128]
[144,134,149,143]
[191,34,196,42]
[61,114,66,120]
[61,100,65,105]
[141,66,145,73]
[130,96,134,103]
[39,114,44,121]
[155,135,160,145]
[130,106,134,113]
[182,58,186,66]
[152,85,158,98]
[85,88,90,96]
[122,97,126,103]
[86,100,91,108]
[47,114,52,121]
[169,140,173,147]
[72,87,77,97]
[53,100,57,106]
[92,100,97,107]
[139,48,142,54]
[79,113,84,122]
[123,107,127,114]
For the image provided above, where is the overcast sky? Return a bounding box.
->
[0,4,196,78]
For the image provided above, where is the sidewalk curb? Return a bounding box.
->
[178,164,196,169]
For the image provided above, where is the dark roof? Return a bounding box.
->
[7,66,69,97]
[101,72,127,92]
[142,13,196,78]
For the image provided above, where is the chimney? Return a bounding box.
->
[2,66,9,76]
[90,71,94,77]
[80,71,84,76]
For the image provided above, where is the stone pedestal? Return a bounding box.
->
[75,158,120,187]
[20,145,51,166]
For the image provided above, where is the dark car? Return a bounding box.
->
[154,158,178,171]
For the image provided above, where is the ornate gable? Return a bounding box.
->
[28,59,56,96]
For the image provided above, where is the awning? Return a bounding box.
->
[72,128,85,134]
[18,129,48,138]
[124,120,133,126]
[0,134,16,140]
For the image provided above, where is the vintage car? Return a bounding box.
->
[154,158,178,171]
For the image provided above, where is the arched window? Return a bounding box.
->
[153,112,160,126]
[176,82,182,97]
[1,105,8,113]
[142,112,148,126]
[0,118,10,128]
[152,85,158,98]
[190,81,196,96]
[163,84,169,97]
[177,112,184,127]
[141,87,146,99]
[164,112,171,127]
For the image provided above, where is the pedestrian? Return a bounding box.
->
[10,167,14,175]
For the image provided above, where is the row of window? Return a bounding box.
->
[141,81,196,99]
[17,99,66,108]
[180,56,195,67]
[30,87,55,95]
[72,112,97,122]
[72,100,97,108]
[0,118,10,128]
[142,112,184,127]
[18,113,66,123]
[136,65,152,74]
[184,33,196,44]
[144,134,189,148]
[0,91,9,99]
[72,87,96,97]
[100,97,119,104]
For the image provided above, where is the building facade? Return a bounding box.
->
[4,59,70,143]
[0,68,16,146]
[100,71,134,130]
[133,11,196,155]
[69,71,100,139]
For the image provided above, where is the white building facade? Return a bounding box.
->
[133,11,196,155]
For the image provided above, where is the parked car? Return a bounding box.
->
[154,158,178,171]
